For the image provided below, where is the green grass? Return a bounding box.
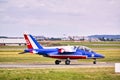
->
[0,41,120,49]
[0,41,120,80]
[95,49,120,62]
[0,52,55,63]
[0,49,120,63]
[0,67,120,80]
[0,41,120,63]
[58,41,120,44]
[58,41,120,48]
[0,46,26,49]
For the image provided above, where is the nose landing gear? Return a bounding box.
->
[93,58,96,64]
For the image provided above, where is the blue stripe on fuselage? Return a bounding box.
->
[37,48,58,54]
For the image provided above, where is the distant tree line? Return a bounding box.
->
[99,37,114,41]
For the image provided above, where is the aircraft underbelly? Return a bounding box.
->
[49,55,87,59]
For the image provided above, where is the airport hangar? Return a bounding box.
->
[0,37,26,46]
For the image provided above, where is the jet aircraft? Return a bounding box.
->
[19,34,105,65]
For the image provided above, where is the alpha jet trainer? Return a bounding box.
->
[19,34,105,65]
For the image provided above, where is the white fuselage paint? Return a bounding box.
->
[43,46,76,52]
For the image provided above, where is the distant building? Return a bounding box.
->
[88,35,120,41]
[114,38,120,41]
[0,37,25,46]
[34,36,46,41]
[0,35,48,46]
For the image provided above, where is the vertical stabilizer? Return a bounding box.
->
[24,34,43,49]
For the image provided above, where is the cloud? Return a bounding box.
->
[0,0,120,36]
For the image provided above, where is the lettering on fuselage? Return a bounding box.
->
[26,40,30,45]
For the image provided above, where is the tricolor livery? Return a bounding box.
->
[19,34,105,65]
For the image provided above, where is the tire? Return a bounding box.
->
[65,60,70,65]
[55,60,60,65]
[93,61,96,64]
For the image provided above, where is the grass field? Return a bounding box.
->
[46,41,120,48]
[0,67,120,80]
[0,49,120,63]
[0,41,120,63]
[0,41,120,80]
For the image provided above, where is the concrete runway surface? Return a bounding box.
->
[0,62,114,68]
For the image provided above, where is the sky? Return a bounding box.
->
[0,0,120,37]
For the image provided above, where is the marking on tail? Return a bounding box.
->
[24,34,33,49]
[24,34,43,49]
[29,34,43,49]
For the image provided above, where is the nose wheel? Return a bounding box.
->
[93,58,96,64]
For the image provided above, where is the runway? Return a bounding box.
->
[0,62,114,68]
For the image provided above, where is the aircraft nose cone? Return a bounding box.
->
[95,53,105,58]
[100,55,105,58]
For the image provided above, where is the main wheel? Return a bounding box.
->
[55,60,61,65]
[65,60,70,65]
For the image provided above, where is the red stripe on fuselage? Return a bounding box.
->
[24,34,33,49]
[49,55,87,59]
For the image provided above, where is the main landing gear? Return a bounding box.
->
[55,58,71,65]
[55,60,61,65]
[55,58,97,65]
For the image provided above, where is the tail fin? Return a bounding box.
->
[24,34,43,49]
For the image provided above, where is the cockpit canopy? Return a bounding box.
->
[75,46,94,52]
